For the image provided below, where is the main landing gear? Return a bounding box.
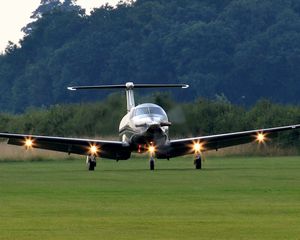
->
[86,155,97,171]
[194,154,202,169]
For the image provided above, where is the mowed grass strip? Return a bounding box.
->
[0,156,300,240]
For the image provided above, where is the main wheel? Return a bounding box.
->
[150,158,155,171]
[194,157,202,169]
[87,156,96,171]
[88,160,96,171]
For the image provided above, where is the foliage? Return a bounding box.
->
[0,94,299,149]
[22,0,83,35]
[0,0,300,112]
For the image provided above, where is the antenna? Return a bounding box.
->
[68,82,189,112]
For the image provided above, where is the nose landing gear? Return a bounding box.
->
[149,157,155,171]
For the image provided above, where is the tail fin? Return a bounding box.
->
[68,82,189,112]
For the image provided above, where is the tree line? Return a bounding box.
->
[0,0,300,112]
[0,94,299,151]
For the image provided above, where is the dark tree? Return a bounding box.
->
[0,0,300,113]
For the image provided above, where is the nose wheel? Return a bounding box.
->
[194,155,202,169]
[149,157,155,171]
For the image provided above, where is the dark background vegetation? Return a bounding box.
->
[0,0,300,149]
[1,0,300,112]
[0,94,299,150]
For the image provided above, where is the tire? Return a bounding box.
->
[194,158,202,170]
[150,158,155,171]
[88,160,96,171]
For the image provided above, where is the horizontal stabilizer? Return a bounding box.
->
[67,82,189,91]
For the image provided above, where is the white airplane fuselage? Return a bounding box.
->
[119,103,170,151]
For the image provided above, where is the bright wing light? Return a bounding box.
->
[24,138,34,149]
[89,144,99,156]
[192,141,204,154]
[256,132,266,143]
[194,143,201,152]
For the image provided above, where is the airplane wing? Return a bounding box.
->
[0,133,131,160]
[167,124,300,158]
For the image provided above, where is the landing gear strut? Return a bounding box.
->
[149,157,155,171]
[194,154,202,169]
[86,155,97,171]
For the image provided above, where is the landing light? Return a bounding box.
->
[24,138,33,149]
[256,132,266,143]
[89,145,99,155]
[148,145,156,155]
[193,142,203,153]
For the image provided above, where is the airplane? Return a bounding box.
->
[0,82,299,171]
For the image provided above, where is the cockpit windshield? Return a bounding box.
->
[135,107,149,116]
[134,107,165,116]
[149,107,165,115]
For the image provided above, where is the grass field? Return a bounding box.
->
[0,156,300,240]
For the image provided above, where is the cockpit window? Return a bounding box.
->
[135,107,149,116]
[134,107,165,116]
[149,107,165,115]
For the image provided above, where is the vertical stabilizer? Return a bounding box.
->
[125,82,135,112]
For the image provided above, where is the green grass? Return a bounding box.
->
[1,156,300,240]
